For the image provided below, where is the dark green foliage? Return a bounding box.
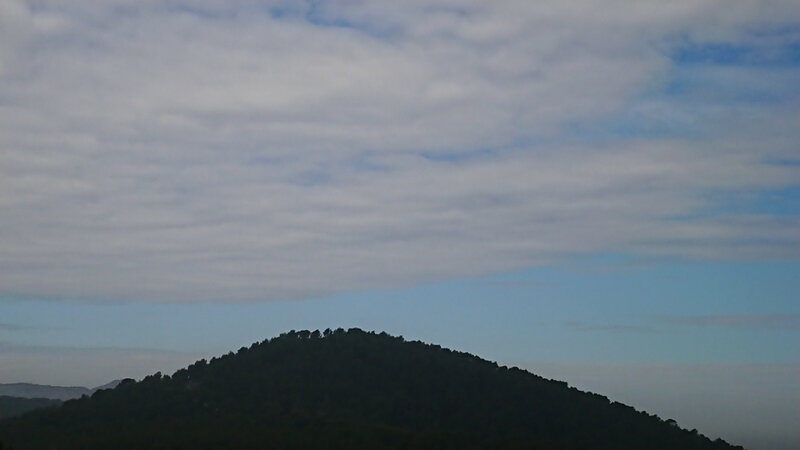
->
[0,329,743,449]
[0,396,61,420]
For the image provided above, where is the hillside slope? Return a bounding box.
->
[0,329,743,450]
[0,396,60,420]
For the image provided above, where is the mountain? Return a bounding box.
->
[0,380,122,403]
[91,379,122,392]
[0,381,120,422]
[0,329,743,450]
[0,383,91,401]
[0,396,61,420]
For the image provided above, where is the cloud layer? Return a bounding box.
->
[1,0,798,301]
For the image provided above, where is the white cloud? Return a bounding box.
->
[1,0,798,301]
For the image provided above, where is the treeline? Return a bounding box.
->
[0,329,743,449]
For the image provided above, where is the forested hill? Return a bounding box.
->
[0,329,743,450]
[0,397,60,420]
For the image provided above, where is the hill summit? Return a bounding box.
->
[0,329,742,449]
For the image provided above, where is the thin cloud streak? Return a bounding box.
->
[658,314,800,330]
[484,281,554,288]
[0,323,31,332]
[565,320,657,334]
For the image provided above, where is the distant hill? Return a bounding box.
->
[0,383,90,401]
[92,379,122,392]
[0,329,743,450]
[0,396,61,420]
[0,381,122,422]
[0,380,121,402]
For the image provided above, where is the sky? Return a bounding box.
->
[0,1,798,449]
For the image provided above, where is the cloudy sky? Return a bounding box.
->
[1,1,798,449]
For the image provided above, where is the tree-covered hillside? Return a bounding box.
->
[0,396,60,420]
[0,329,743,450]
